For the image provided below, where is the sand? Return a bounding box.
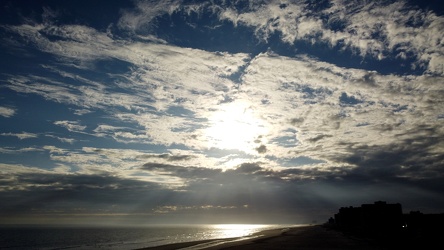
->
[140,225,386,250]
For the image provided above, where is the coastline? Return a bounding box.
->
[139,224,423,250]
[137,226,307,250]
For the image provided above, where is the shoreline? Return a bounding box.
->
[139,224,439,250]
[137,225,308,250]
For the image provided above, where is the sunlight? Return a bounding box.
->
[204,101,268,152]
[211,224,268,238]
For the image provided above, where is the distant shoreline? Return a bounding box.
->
[138,223,442,250]
[137,225,308,250]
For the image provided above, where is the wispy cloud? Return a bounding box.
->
[215,0,444,74]
[54,121,86,133]
[0,147,43,154]
[45,134,76,144]
[153,204,242,214]
[1,132,38,140]
[118,0,183,34]
[72,109,93,116]
[0,106,16,117]
[118,0,444,75]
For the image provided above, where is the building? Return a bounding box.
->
[334,201,403,233]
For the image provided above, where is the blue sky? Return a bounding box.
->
[0,0,443,225]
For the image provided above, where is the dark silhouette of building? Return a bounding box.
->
[403,211,444,237]
[327,201,444,248]
[334,201,403,234]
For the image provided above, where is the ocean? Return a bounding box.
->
[0,224,296,250]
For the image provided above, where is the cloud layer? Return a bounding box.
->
[0,0,443,224]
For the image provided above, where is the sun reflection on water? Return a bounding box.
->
[210,224,268,238]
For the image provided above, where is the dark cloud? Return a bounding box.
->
[235,162,262,173]
[255,144,267,153]
[138,153,195,161]
[141,162,221,179]
[290,117,304,125]
[307,134,333,143]
[1,156,443,224]
[142,161,275,188]
[355,72,377,87]
[0,173,167,215]
[331,129,444,194]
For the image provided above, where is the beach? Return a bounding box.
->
[140,225,385,250]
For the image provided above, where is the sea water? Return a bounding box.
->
[0,224,294,250]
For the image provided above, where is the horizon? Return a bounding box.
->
[1,0,444,226]
[0,222,303,228]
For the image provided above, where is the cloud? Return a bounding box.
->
[92,124,151,144]
[141,162,221,181]
[255,144,267,154]
[2,22,252,150]
[3,0,443,77]
[38,146,205,187]
[1,0,443,223]
[0,132,38,140]
[138,153,195,162]
[0,165,168,215]
[6,14,441,173]
[139,160,331,185]
[338,127,444,182]
[212,0,444,75]
[0,162,53,175]
[44,146,144,172]
[153,204,241,214]
[5,74,90,107]
[3,13,443,177]
[118,0,183,34]
[72,109,93,116]
[1,162,274,221]
[238,52,444,164]
[54,120,86,133]
[45,134,76,144]
[0,106,15,117]
[324,0,444,73]
[0,147,43,154]
[217,0,322,44]
[1,156,443,224]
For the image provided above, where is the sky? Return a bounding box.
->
[0,0,443,226]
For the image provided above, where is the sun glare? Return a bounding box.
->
[212,224,267,238]
[204,101,268,152]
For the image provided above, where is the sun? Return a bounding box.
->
[204,101,268,152]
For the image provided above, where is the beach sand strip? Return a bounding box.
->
[140,225,384,250]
